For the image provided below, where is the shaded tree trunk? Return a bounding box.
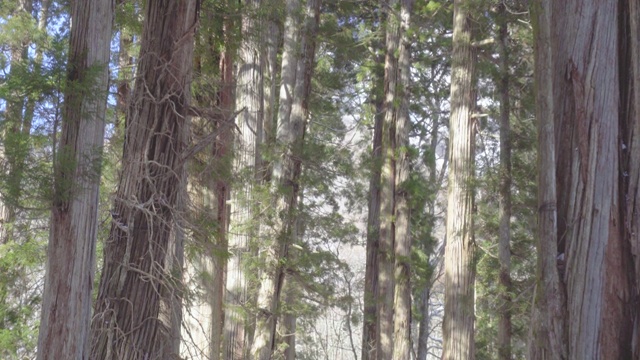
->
[530,0,640,358]
[250,0,321,358]
[210,20,236,360]
[442,0,477,358]
[496,3,512,360]
[361,28,385,360]
[90,1,199,359]
[36,0,113,358]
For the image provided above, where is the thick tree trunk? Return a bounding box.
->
[531,0,640,358]
[90,1,199,359]
[442,0,476,359]
[36,0,113,358]
[225,2,264,358]
[625,1,640,357]
[250,1,321,358]
[391,1,414,359]
[528,1,566,358]
[496,4,512,360]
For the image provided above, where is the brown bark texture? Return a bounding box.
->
[90,1,200,359]
[361,29,385,360]
[442,0,477,359]
[36,0,113,358]
[531,0,640,358]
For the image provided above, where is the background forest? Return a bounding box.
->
[0,0,637,359]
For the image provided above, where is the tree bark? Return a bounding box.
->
[250,0,321,358]
[361,32,385,360]
[530,0,640,358]
[442,0,477,359]
[225,2,264,358]
[377,0,400,356]
[36,0,113,358]
[210,18,236,360]
[90,1,199,359]
[496,4,512,360]
[391,0,414,359]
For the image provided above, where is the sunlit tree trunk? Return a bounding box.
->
[36,0,113,358]
[377,0,400,356]
[225,2,265,358]
[90,1,199,358]
[391,1,414,359]
[496,3,512,360]
[442,0,476,358]
[530,0,640,358]
[250,0,321,358]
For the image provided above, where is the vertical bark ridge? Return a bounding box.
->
[443,0,477,358]
[391,0,414,359]
[37,0,113,358]
[91,1,199,358]
[225,2,264,358]
[496,3,512,359]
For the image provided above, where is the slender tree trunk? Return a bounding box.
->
[90,1,199,359]
[361,34,385,360]
[250,1,321,358]
[377,0,401,356]
[36,0,113,358]
[442,0,477,359]
[391,0,414,359]
[416,286,430,360]
[211,22,235,359]
[530,0,640,358]
[225,2,265,358]
[496,3,512,360]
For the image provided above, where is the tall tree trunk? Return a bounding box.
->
[36,0,113,358]
[377,0,401,356]
[90,1,199,359]
[496,3,512,360]
[626,2,640,357]
[225,2,265,358]
[250,0,321,358]
[361,32,385,360]
[391,0,414,359]
[211,20,236,359]
[442,0,477,359]
[531,0,640,358]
